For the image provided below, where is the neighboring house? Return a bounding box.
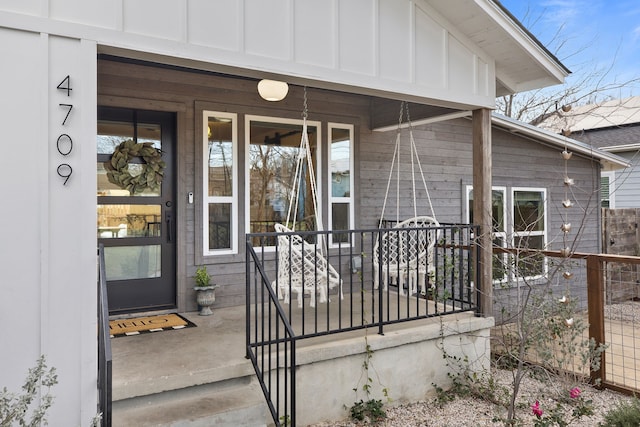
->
[536,96,640,208]
[1,1,629,425]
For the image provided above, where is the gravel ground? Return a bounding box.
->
[312,302,640,426]
[311,369,633,426]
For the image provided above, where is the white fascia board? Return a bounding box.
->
[600,144,640,153]
[476,0,569,85]
[492,114,630,171]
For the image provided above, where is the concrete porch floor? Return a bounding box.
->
[111,305,271,426]
[111,306,253,402]
[110,291,479,426]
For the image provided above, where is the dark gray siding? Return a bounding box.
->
[98,59,603,311]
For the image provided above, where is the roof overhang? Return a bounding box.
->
[428,0,570,96]
[492,114,630,171]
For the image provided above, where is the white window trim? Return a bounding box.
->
[602,171,615,208]
[244,114,323,249]
[203,111,238,256]
[328,123,355,248]
[511,187,548,281]
[465,185,508,283]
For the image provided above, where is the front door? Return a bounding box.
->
[97,107,176,314]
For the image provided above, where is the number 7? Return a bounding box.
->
[59,104,73,125]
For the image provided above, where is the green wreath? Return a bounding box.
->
[105,139,165,194]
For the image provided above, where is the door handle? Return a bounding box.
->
[166,212,173,243]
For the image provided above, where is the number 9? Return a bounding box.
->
[57,163,72,185]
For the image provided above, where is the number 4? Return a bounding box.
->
[57,75,72,96]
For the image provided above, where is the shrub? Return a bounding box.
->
[600,397,640,427]
[0,355,58,427]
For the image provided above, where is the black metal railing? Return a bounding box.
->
[246,246,297,426]
[246,224,480,426]
[97,244,112,427]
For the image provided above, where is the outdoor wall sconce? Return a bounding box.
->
[258,79,289,101]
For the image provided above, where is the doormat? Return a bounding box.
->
[109,313,196,338]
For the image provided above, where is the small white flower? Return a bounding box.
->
[565,318,574,327]
[562,199,574,208]
[558,296,567,303]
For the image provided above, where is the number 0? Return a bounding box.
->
[57,134,73,156]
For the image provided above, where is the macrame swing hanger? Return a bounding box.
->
[378,101,437,227]
[284,87,324,236]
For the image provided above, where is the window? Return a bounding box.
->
[512,188,547,279]
[466,186,547,282]
[328,124,354,245]
[601,172,615,208]
[203,111,237,255]
[245,116,321,246]
[466,187,507,282]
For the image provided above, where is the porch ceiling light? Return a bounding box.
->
[258,79,289,101]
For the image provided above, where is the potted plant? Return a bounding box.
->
[194,266,218,315]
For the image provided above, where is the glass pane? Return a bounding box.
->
[208,117,234,197]
[514,191,544,232]
[332,203,350,243]
[209,203,231,250]
[97,120,134,154]
[331,129,351,197]
[514,235,545,277]
[104,245,161,280]
[249,120,317,234]
[492,236,507,281]
[97,204,162,238]
[137,122,161,148]
[97,121,163,197]
[97,162,161,197]
[468,189,505,232]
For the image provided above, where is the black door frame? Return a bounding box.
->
[97,106,177,314]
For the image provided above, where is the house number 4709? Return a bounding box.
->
[56,75,73,185]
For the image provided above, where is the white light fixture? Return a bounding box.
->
[258,79,289,101]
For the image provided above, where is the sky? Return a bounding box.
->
[499,0,640,98]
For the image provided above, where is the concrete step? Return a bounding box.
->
[112,376,272,427]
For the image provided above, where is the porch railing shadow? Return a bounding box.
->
[245,224,480,426]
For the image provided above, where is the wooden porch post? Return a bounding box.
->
[473,108,493,317]
[586,255,606,386]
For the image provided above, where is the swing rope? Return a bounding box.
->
[283,87,325,247]
[378,101,437,228]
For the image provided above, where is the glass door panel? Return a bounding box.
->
[97,204,162,238]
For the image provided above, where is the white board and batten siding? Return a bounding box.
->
[1,0,495,110]
[0,28,98,426]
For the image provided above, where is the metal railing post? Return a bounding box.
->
[97,244,112,427]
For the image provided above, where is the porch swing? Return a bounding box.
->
[271,88,343,308]
[373,101,441,296]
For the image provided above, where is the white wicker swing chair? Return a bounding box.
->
[271,89,343,307]
[373,102,441,296]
